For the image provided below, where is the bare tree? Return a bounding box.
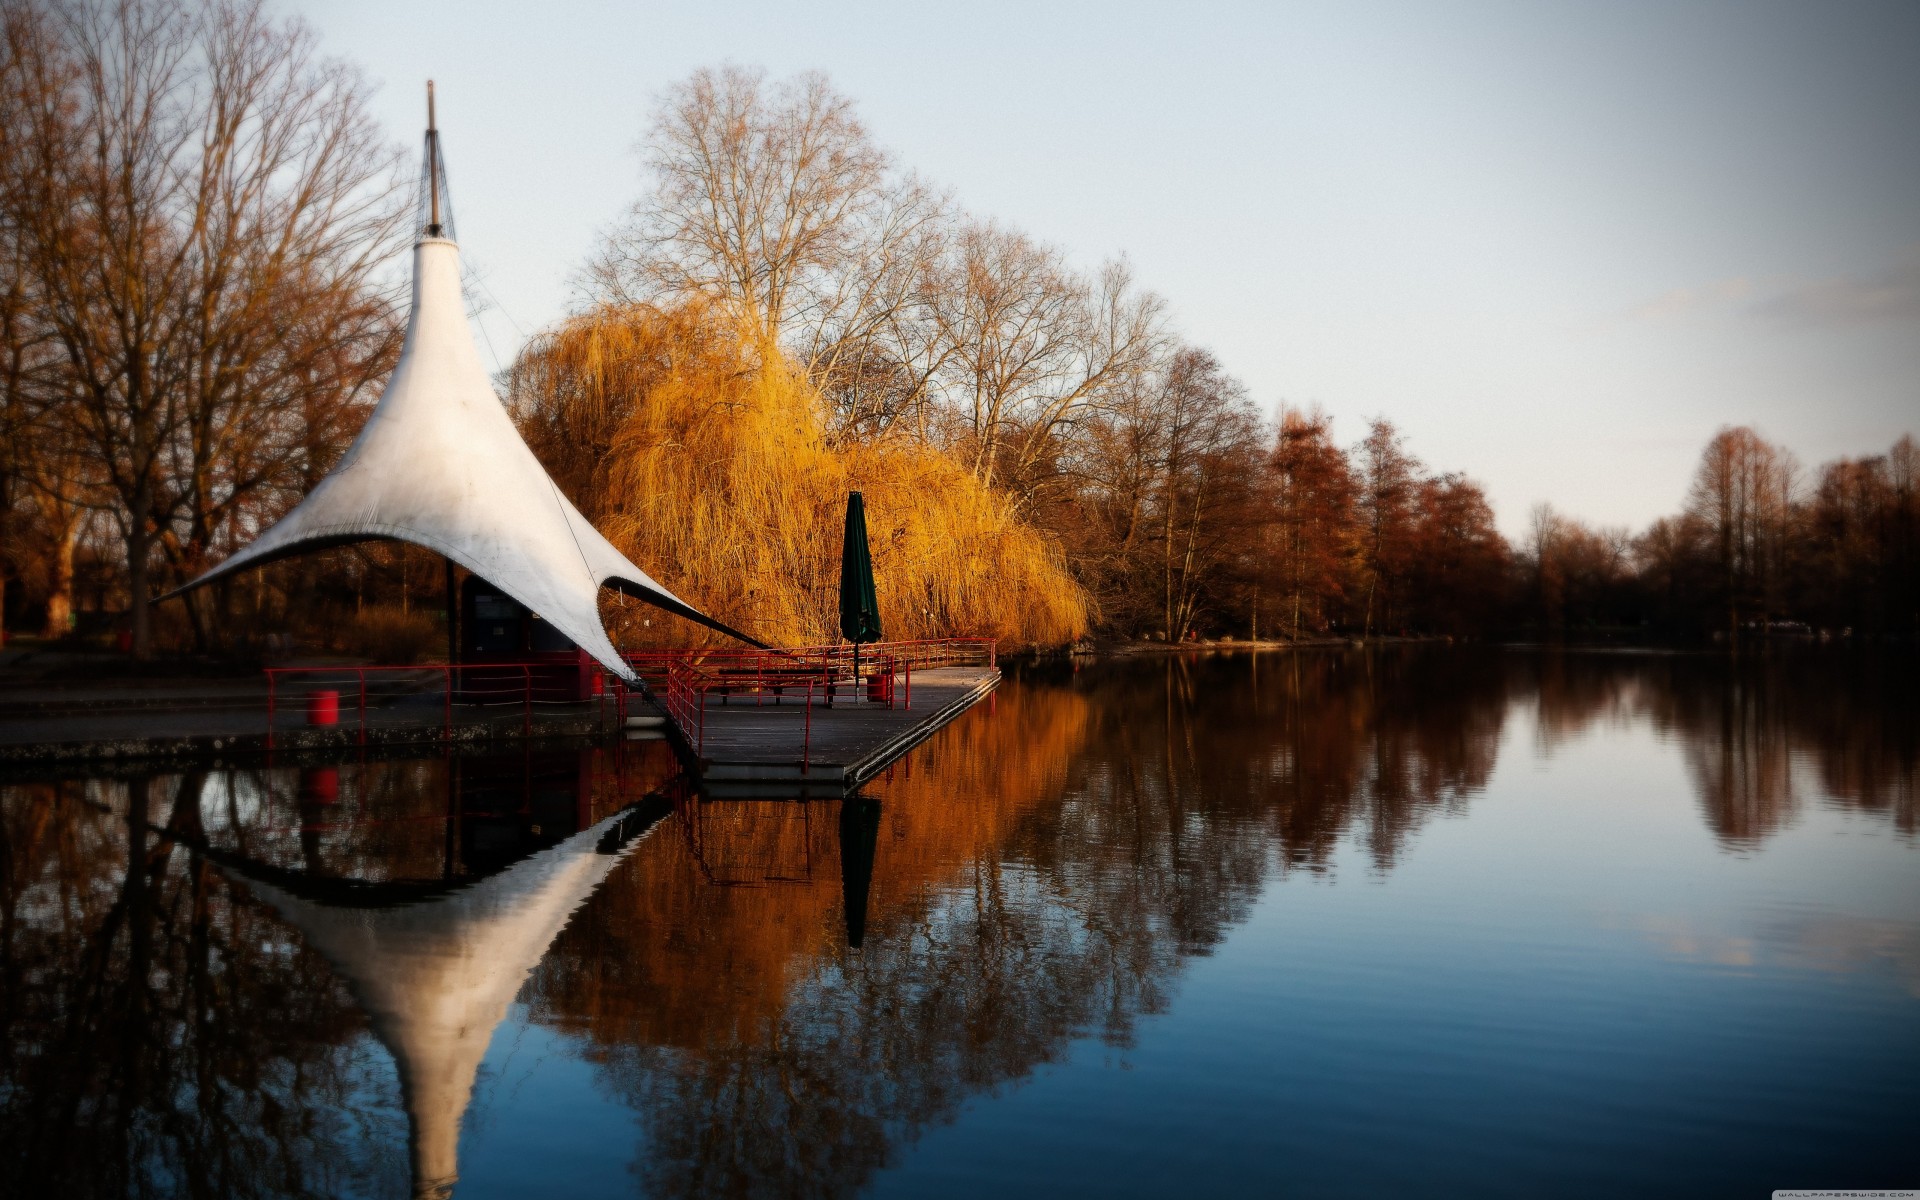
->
[1149,348,1262,640]
[1685,425,1799,641]
[1353,418,1420,637]
[589,63,946,434]
[1051,344,1267,639]
[919,221,1166,501]
[0,0,406,654]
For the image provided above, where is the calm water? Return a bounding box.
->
[2,647,1915,1199]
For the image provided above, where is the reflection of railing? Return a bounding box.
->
[262,663,622,748]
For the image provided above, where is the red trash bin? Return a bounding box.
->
[307,689,340,726]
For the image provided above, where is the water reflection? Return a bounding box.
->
[0,647,1914,1197]
[0,774,401,1197]
[1514,648,1917,845]
[0,744,685,1199]
[1607,910,1920,995]
[230,794,670,1199]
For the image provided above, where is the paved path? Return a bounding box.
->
[0,674,617,766]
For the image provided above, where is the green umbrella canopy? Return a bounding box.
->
[838,491,883,645]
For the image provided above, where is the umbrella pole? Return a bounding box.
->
[852,641,860,704]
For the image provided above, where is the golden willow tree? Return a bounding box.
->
[555,64,1100,648]
[510,302,1088,649]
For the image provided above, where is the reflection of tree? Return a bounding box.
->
[7,649,1907,1197]
[1773,651,1917,838]
[1624,651,1913,846]
[0,775,404,1198]
[1512,649,1915,846]
[529,648,1510,1196]
[1678,670,1799,848]
[1119,649,1504,875]
[1523,650,1647,754]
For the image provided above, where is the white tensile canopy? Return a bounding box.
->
[225,807,663,1199]
[176,99,760,679]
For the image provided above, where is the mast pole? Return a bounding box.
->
[427,80,440,235]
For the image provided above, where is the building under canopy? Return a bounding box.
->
[175,88,759,678]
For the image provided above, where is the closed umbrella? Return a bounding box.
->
[839,492,882,693]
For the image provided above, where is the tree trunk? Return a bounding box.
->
[127,501,152,659]
[42,515,77,638]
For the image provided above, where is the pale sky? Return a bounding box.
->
[303,0,1920,537]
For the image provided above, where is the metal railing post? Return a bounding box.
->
[522,666,532,737]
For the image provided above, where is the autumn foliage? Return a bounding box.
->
[510,302,1089,649]
[1522,428,1919,639]
[3,44,1916,654]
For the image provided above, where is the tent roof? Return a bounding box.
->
[175,234,761,678]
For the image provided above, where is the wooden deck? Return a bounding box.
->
[669,666,998,797]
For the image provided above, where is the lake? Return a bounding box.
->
[2,646,1914,1199]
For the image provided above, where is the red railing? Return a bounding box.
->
[625,638,993,690]
[664,662,832,765]
[258,638,995,758]
[645,639,995,767]
[262,662,623,748]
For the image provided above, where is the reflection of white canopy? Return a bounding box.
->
[176,231,760,679]
[230,811,660,1200]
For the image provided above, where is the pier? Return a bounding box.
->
[631,639,999,797]
[670,665,997,797]
[0,640,999,793]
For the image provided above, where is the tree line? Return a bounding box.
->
[1,11,1914,654]
[0,0,405,657]
[541,63,1917,646]
[1526,427,1917,641]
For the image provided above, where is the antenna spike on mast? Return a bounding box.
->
[426,80,441,236]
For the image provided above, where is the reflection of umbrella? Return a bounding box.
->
[839,492,882,689]
[839,796,881,949]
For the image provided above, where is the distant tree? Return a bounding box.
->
[1149,348,1263,640]
[915,222,1165,501]
[1352,418,1420,637]
[1632,514,1706,631]
[1405,472,1507,634]
[1684,426,1799,641]
[1523,503,1636,632]
[1889,435,1920,634]
[1270,407,1355,638]
[1802,434,1920,634]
